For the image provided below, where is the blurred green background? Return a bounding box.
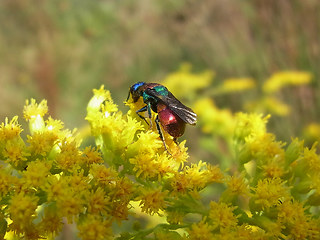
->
[1,0,319,147]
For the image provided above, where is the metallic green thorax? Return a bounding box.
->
[153,85,168,95]
[142,85,168,102]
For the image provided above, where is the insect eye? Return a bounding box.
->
[133,82,145,92]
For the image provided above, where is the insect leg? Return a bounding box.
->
[136,106,149,125]
[147,102,153,129]
[155,115,171,154]
[173,137,181,150]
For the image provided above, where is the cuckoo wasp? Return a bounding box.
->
[127,82,197,151]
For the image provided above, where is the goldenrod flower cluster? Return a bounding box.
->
[0,67,319,239]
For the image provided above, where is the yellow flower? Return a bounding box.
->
[45,117,64,132]
[209,202,238,231]
[44,175,69,202]
[221,173,249,202]
[193,98,235,140]
[27,131,57,157]
[204,164,224,184]
[0,116,22,141]
[82,146,104,165]
[23,99,48,120]
[276,200,319,240]
[187,219,214,240]
[301,143,320,174]
[245,133,285,164]
[168,140,190,167]
[130,152,175,180]
[252,178,290,211]
[87,88,144,158]
[67,171,90,193]
[0,169,16,196]
[162,63,214,99]
[89,164,118,186]
[87,85,118,116]
[57,192,85,223]
[23,99,48,134]
[111,177,134,202]
[261,157,286,178]
[263,71,312,93]
[23,159,51,188]
[110,202,130,223]
[126,131,163,157]
[234,113,270,144]
[55,141,82,172]
[277,200,306,226]
[2,138,30,167]
[77,215,112,240]
[8,193,39,231]
[138,187,168,215]
[86,187,110,215]
[216,78,256,93]
[170,161,215,198]
[39,205,63,237]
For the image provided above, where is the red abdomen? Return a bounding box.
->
[157,104,185,138]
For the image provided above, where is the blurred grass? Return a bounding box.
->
[0,0,319,143]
